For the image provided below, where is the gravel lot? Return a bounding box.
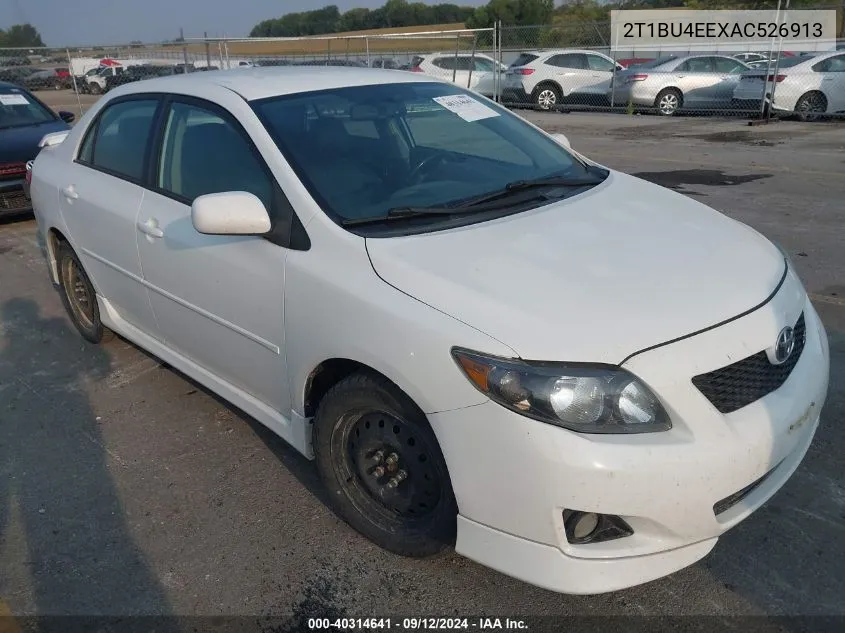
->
[1,89,843,628]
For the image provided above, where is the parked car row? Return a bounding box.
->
[0,66,71,91]
[495,48,844,119]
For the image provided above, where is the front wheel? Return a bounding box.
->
[655,88,682,116]
[313,371,457,557]
[88,83,102,95]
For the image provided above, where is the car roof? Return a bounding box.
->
[109,66,441,101]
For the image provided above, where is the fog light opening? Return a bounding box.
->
[564,510,634,545]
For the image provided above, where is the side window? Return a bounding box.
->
[432,57,456,70]
[586,55,615,72]
[814,55,845,72]
[714,57,746,74]
[157,101,273,210]
[79,99,158,181]
[680,57,715,72]
[474,58,495,72]
[546,54,586,69]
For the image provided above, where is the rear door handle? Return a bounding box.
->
[137,218,164,238]
[61,185,78,200]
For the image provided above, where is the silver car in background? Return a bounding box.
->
[610,55,751,115]
[733,51,845,121]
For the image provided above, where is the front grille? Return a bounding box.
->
[0,188,30,212]
[692,313,806,414]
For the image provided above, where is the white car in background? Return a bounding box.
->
[28,67,828,595]
[733,50,845,120]
[409,52,505,98]
[502,49,624,109]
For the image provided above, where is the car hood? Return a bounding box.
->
[365,171,786,364]
[0,120,69,164]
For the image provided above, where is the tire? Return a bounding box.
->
[532,83,562,111]
[56,241,113,344]
[88,83,102,95]
[794,91,827,122]
[655,88,682,116]
[313,371,457,557]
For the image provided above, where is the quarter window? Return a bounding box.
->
[156,101,273,210]
[79,99,158,181]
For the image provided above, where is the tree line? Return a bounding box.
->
[0,24,45,48]
[250,0,842,38]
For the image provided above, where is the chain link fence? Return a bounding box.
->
[497,21,845,121]
[5,18,844,123]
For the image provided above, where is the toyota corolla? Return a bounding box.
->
[28,67,829,594]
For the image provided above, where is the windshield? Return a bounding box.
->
[0,87,56,129]
[253,82,595,229]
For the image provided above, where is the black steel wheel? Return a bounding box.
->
[56,241,113,344]
[313,371,457,557]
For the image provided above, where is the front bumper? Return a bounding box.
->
[430,269,829,594]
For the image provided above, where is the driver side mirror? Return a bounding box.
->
[191,191,271,236]
[58,110,75,123]
[551,132,572,149]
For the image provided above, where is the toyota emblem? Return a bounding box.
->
[774,326,796,364]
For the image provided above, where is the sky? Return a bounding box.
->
[0,0,489,47]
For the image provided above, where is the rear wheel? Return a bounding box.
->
[794,91,827,122]
[533,83,562,111]
[56,242,113,344]
[313,371,457,557]
[88,83,102,95]
[655,88,682,116]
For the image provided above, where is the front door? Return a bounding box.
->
[134,97,290,412]
[57,96,161,334]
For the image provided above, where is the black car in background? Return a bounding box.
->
[0,82,74,217]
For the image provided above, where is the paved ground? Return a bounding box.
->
[1,91,843,626]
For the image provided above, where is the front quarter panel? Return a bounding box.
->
[284,216,517,417]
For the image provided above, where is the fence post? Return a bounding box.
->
[467,35,477,89]
[767,0,790,121]
[327,38,331,61]
[497,21,503,102]
[453,35,459,83]
[366,36,370,67]
[205,31,211,68]
[66,48,84,117]
[182,44,189,72]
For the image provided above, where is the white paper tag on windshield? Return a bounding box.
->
[0,94,30,106]
[433,95,499,122]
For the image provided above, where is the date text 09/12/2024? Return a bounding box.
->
[307,618,529,631]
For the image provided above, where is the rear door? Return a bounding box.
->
[711,57,748,104]
[674,57,721,105]
[584,53,617,97]
[56,96,162,335]
[545,53,590,98]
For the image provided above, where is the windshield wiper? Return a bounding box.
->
[341,173,606,227]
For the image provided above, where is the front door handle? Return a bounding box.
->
[61,185,78,200]
[137,218,164,238]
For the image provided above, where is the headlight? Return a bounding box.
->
[452,348,671,434]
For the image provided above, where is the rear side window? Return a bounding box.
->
[78,99,158,181]
[510,53,539,67]
[546,54,586,69]
[677,58,715,72]
[156,101,273,210]
[586,55,615,72]
[813,55,845,72]
[714,57,747,73]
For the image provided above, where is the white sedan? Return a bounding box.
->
[733,50,845,120]
[29,67,829,595]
